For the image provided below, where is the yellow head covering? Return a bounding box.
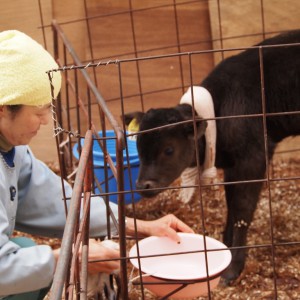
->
[0,30,61,106]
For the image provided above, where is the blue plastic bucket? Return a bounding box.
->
[73,130,141,204]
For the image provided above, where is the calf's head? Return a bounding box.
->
[124,104,207,198]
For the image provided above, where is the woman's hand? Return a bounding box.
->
[126,214,194,243]
[86,239,120,274]
[53,215,193,274]
[53,239,120,275]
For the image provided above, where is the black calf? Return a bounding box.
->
[125,30,300,282]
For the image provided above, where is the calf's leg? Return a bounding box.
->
[221,157,266,283]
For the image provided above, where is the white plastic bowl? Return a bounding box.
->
[129,233,231,299]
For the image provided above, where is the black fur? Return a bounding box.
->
[134,105,207,197]
[125,30,300,282]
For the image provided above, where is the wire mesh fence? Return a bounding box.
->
[44,1,300,299]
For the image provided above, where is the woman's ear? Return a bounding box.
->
[0,105,5,116]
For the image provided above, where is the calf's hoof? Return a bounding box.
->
[219,261,244,286]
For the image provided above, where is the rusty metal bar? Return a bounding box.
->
[52,26,69,216]
[80,145,93,300]
[116,62,128,299]
[187,52,213,300]
[50,20,129,299]
[258,46,278,297]
[51,20,122,134]
[50,130,93,300]
[52,20,124,188]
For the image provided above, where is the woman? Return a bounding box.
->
[0,30,194,299]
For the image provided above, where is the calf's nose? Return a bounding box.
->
[135,180,155,191]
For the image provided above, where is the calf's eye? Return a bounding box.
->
[164,147,174,156]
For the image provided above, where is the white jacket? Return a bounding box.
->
[0,145,118,297]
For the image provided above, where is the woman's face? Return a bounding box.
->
[0,104,51,146]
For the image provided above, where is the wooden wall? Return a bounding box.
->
[1,0,299,162]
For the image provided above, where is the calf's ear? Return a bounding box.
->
[184,117,207,140]
[122,111,145,126]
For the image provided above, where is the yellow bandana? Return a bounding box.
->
[0,30,61,106]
